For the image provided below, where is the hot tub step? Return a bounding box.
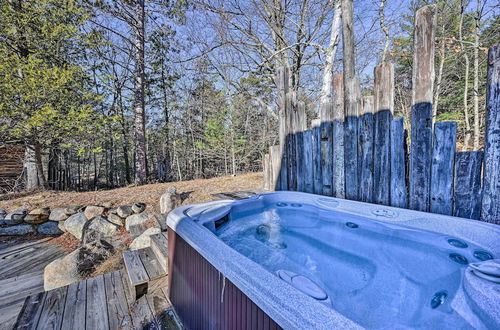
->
[150,232,168,271]
[123,247,168,301]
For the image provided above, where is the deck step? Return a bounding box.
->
[150,232,168,271]
[123,247,168,301]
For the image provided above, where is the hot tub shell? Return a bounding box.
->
[167,191,500,329]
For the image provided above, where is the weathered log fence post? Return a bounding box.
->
[332,74,345,198]
[373,63,394,205]
[409,4,437,212]
[358,95,374,203]
[481,44,500,223]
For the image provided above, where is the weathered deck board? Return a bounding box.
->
[123,250,149,286]
[138,247,165,281]
[150,233,168,272]
[36,286,67,330]
[86,275,109,330]
[13,269,181,330]
[12,292,45,329]
[104,271,134,330]
[61,280,87,329]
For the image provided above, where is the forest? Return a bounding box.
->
[0,0,498,192]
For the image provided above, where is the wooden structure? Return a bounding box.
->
[0,145,25,193]
[264,5,500,224]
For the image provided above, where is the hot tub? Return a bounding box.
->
[167,191,500,329]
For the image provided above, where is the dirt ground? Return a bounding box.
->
[0,172,264,212]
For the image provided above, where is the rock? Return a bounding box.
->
[24,207,50,224]
[160,186,182,214]
[49,207,69,221]
[107,213,124,227]
[2,208,28,225]
[81,216,119,244]
[0,224,35,236]
[64,212,88,240]
[149,213,166,230]
[116,205,133,218]
[0,209,6,221]
[132,202,146,214]
[58,221,67,233]
[125,213,150,230]
[100,201,113,209]
[65,205,83,216]
[84,205,106,220]
[44,240,114,291]
[130,227,161,250]
[38,221,64,235]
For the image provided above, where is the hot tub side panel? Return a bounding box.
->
[168,229,283,330]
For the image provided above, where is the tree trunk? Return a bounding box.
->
[25,145,38,190]
[133,0,148,185]
[34,143,47,189]
[459,1,471,150]
[433,24,446,121]
[473,0,481,149]
[320,0,342,105]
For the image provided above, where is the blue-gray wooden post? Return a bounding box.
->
[285,92,297,191]
[390,118,408,208]
[481,44,500,224]
[311,119,323,194]
[430,122,457,215]
[358,96,374,203]
[263,153,270,190]
[278,67,289,191]
[302,130,314,193]
[295,102,307,192]
[269,145,281,191]
[332,74,345,198]
[409,5,437,212]
[321,102,334,196]
[373,63,394,205]
[454,151,483,219]
[344,77,360,200]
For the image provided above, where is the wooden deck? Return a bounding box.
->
[0,238,67,329]
[13,269,181,330]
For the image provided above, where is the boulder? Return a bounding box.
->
[0,208,6,221]
[64,205,83,216]
[24,207,50,224]
[64,212,88,240]
[38,221,64,235]
[132,202,146,214]
[160,186,182,214]
[107,213,124,227]
[84,205,105,220]
[100,201,113,209]
[81,216,119,244]
[130,227,161,250]
[49,207,69,221]
[116,205,133,218]
[2,208,28,225]
[125,213,150,230]
[44,240,114,291]
[0,224,35,236]
[58,221,67,233]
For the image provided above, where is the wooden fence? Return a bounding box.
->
[263,5,500,224]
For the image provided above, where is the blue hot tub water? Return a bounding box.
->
[215,201,495,329]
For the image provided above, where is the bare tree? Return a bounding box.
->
[320,0,342,105]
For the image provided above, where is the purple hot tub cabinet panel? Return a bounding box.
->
[167,191,500,329]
